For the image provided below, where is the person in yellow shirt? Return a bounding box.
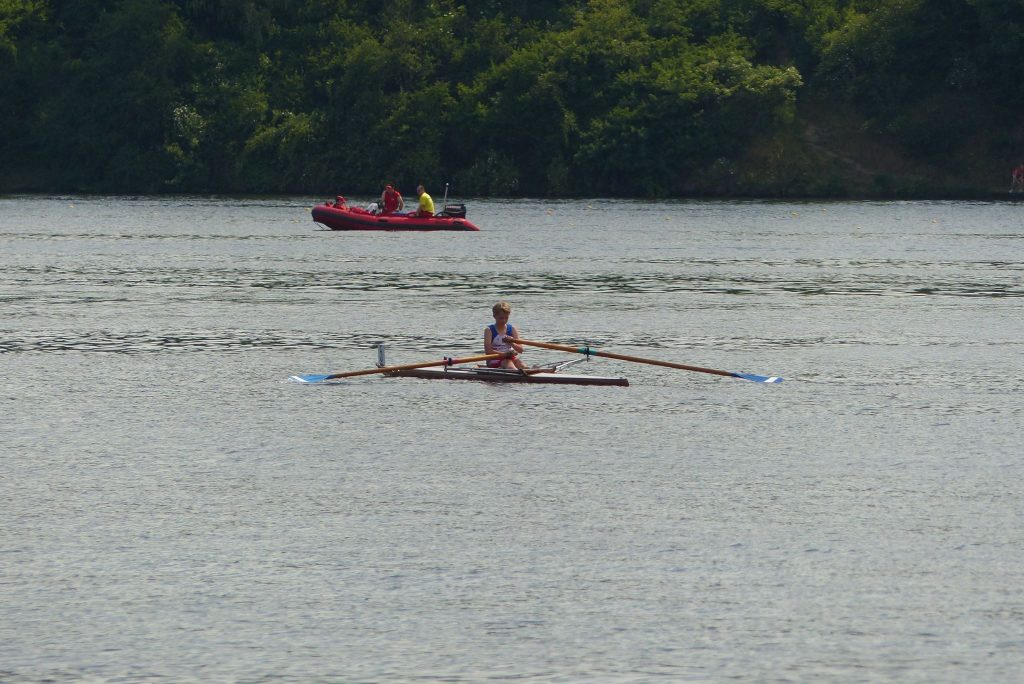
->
[415,184,434,217]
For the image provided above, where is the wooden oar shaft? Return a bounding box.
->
[327,353,505,379]
[507,338,736,378]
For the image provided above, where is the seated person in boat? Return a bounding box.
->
[333,195,346,208]
[414,184,434,217]
[485,301,527,371]
[379,184,404,214]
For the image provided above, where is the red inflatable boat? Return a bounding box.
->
[311,199,481,232]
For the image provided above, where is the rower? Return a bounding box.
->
[484,301,527,372]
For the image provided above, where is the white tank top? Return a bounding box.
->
[489,324,513,352]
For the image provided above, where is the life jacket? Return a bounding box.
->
[383,189,402,213]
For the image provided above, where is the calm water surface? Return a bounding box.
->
[2,196,1023,682]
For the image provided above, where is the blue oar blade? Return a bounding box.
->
[733,371,783,383]
[290,374,333,383]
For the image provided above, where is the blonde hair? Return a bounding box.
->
[492,301,512,316]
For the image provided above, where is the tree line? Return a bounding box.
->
[2,0,1022,197]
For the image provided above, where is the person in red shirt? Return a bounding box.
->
[1011,165,1024,193]
[379,184,405,214]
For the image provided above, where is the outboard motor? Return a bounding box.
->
[436,182,466,218]
[440,203,467,218]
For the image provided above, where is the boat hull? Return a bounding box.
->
[312,203,480,232]
[386,367,628,386]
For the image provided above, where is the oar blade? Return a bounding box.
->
[290,374,333,384]
[733,371,783,383]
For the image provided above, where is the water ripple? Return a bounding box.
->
[0,331,385,354]
[4,265,1022,298]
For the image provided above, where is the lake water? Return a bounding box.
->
[2,195,1022,682]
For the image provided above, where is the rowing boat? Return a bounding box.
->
[292,340,782,386]
[385,365,629,386]
[375,346,627,386]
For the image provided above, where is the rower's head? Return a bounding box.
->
[492,301,512,322]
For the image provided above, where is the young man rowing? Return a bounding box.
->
[484,301,527,371]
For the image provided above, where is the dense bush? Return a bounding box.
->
[0,0,1017,195]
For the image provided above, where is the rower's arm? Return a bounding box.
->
[484,327,495,354]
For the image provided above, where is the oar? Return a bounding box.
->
[507,338,783,383]
[291,352,505,384]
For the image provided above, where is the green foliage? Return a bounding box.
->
[240,109,324,191]
[0,0,46,61]
[29,0,199,190]
[0,0,1015,195]
[0,0,49,178]
[815,0,1023,162]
